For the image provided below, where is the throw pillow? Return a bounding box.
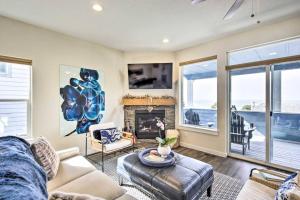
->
[99,128,121,144]
[30,137,60,181]
[49,191,105,200]
[93,130,102,141]
[276,173,300,200]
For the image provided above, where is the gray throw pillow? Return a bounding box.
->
[30,137,60,181]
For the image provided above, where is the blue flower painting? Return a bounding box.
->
[60,67,105,136]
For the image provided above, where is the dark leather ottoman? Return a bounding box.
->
[117,152,214,200]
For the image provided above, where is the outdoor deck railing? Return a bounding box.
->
[183,108,300,142]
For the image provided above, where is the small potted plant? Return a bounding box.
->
[156,137,177,158]
[155,119,177,158]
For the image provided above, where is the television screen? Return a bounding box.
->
[128,63,173,89]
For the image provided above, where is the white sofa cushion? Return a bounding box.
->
[236,180,276,200]
[48,155,96,191]
[104,138,132,152]
[54,171,126,200]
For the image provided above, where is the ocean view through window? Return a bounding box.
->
[180,58,217,130]
[228,37,300,169]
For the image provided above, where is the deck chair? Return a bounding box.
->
[184,109,200,125]
[230,109,254,155]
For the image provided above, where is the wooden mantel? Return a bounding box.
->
[121,96,176,106]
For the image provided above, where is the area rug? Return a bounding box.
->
[87,152,243,200]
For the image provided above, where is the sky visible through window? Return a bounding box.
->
[281,69,300,113]
[232,72,265,111]
[192,78,217,109]
[231,68,300,113]
[183,67,300,113]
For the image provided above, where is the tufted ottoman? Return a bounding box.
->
[117,152,214,200]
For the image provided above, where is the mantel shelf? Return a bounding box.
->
[121,97,176,106]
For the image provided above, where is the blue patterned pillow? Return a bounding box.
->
[276,173,298,200]
[99,128,121,144]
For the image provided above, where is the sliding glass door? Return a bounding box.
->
[229,61,300,169]
[229,66,266,161]
[227,37,300,170]
[270,60,300,169]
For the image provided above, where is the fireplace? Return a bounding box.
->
[135,110,165,139]
[123,104,175,140]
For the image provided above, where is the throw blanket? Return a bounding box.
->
[0,136,48,200]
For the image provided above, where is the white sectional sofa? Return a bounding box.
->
[48,147,136,200]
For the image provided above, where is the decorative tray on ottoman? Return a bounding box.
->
[138,148,176,167]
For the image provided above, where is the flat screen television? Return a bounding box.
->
[128,63,173,89]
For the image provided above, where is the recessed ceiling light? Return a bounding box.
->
[162,38,169,44]
[92,3,103,12]
[269,52,277,56]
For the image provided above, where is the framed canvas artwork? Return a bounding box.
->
[59,65,105,137]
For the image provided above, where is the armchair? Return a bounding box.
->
[89,122,134,172]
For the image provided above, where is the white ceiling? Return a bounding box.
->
[0,0,300,51]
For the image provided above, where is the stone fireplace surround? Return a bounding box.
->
[124,105,175,139]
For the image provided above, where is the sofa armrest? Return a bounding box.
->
[56,147,80,161]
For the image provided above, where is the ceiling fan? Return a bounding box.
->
[191,0,245,20]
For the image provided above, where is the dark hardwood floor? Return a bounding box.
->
[135,140,266,184]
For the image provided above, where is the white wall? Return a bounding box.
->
[175,16,300,156]
[124,52,177,97]
[1,14,300,157]
[0,16,125,153]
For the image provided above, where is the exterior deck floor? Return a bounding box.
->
[231,131,300,169]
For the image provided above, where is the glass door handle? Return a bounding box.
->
[270,111,273,116]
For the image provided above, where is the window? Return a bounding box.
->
[229,37,300,65]
[180,58,217,130]
[0,60,31,137]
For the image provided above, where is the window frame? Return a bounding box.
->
[178,56,218,135]
[0,55,32,138]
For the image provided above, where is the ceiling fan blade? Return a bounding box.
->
[223,0,245,20]
[191,0,207,5]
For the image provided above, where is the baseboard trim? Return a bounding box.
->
[180,142,227,158]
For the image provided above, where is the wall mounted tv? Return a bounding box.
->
[128,63,173,89]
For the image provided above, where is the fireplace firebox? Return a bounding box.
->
[135,110,165,139]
